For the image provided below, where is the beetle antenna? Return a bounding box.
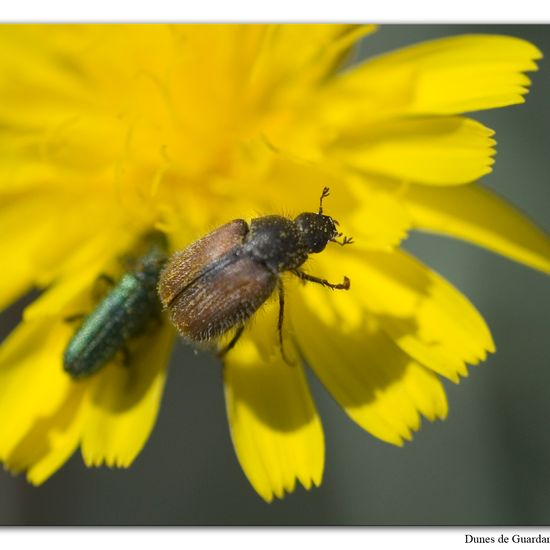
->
[319,187,330,214]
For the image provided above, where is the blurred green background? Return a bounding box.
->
[0,24,549,526]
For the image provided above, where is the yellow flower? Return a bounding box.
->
[1,24,549,502]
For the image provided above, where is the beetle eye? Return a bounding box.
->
[328,218,339,238]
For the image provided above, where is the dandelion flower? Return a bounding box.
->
[1,24,549,502]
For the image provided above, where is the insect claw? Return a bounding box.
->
[331,234,354,247]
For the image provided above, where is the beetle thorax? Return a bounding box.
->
[244,215,309,272]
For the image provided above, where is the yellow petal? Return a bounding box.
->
[404,184,550,275]
[0,189,138,311]
[330,116,495,185]
[80,324,173,468]
[0,318,73,459]
[310,247,495,381]
[292,282,447,445]
[23,226,138,321]
[0,189,82,308]
[320,34,541,125]
[5,113,129,174]
[343,176,412,250]
[223,305,324,502]
[0,25,93,125]
[251,24,376,91]
[225,153,411,250]
[4,384,88,486]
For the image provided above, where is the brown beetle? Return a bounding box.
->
[157,188,352,359]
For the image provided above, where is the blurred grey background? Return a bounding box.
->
[0,25,549,526]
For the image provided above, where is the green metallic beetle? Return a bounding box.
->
[63,232,167,379]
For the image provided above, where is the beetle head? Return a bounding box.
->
[294,187,354,254]
[294,187,339,252]
[294,211,339,253]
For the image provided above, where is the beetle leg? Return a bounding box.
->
[64,312,86,324]
[97,273,116,287]
[277,280,295,366]
[218,326,245,359]
[92,273,116,301]
[292,270,351,291]
[330,235,354,246]
[67,274,116,323]
[119,253,138,272]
